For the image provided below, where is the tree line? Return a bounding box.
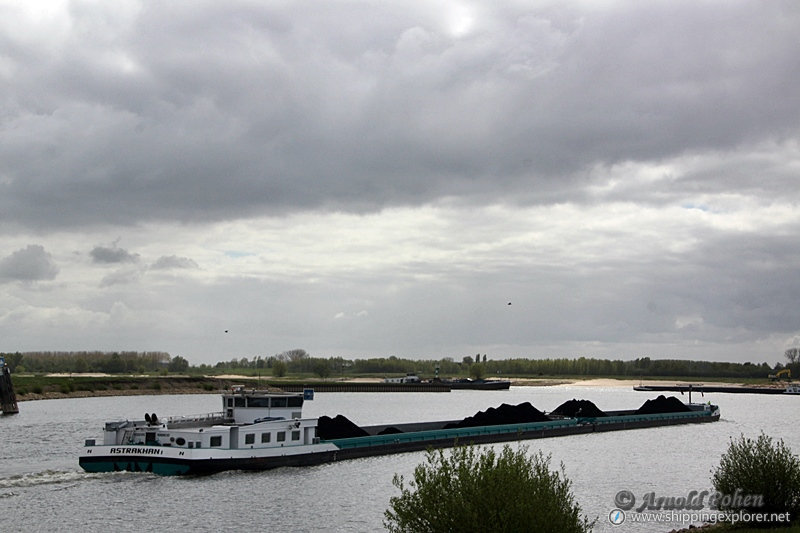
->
[4,349,799,380]
[1,351,176,374]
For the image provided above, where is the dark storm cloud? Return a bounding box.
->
[0,245,59,282]
[90,245,140,264]
[1,1,798,229]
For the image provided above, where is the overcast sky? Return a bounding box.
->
[2,1,799,366]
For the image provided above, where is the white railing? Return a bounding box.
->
[166,411,226,425]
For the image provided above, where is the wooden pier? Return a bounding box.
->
[1,356,19,414]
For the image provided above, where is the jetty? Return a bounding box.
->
[1,356,19,414]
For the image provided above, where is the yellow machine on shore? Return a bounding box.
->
[768,368,792,381]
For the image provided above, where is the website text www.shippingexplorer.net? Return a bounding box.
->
[608,508,791,527]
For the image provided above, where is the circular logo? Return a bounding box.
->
[608,508,626,526]
[614,489,636,510]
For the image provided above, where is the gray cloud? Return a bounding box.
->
[99,268,143,287]
[1,2,798,230]
[151,255,199,270]
[0,245,59,282]
[1,2,799,365]
[90,245,140,264]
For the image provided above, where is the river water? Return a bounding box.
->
[1,386,797,532]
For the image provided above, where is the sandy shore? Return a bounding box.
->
[561,378,697,388]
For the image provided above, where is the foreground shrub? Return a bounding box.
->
[385,444,594,533]
[711,433,800,520]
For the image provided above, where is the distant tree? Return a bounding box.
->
[103,353,125,374]
[73,357,88,373]
[785,348,800,365]
[469,363,486,380]
[272,360,288,378]
[168,356,189,372]
[385,444,594,533]
[313,361,331,379]
[462,355,474,366]
[4,352,24,372]
[283,349,308,362]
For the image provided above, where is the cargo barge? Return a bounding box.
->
[633,384,786,395]
[79,387,720,476]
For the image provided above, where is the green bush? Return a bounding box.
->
[385,444,594,533]
[711,433,800,520]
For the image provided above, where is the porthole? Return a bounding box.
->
[176,437,186,446]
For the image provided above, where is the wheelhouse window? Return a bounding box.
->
[245,433,255,445]
[277,431,286,442]
[287,397,303,407]
[271,398,288,408]
[234,397,245,407]
[261,433,271,443]
[247,397,270,408]
[210,436,222,447]
[291,430,300,441]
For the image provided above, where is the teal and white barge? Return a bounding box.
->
[80,388,720,476]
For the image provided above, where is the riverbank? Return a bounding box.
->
[8,374,787,403]
[11,375,228,402]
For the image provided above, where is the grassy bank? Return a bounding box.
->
[11,375,231,401]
